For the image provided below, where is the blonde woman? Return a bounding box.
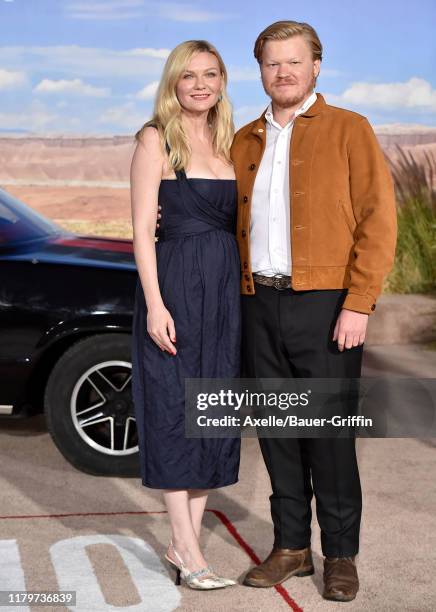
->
[130,41,240,590]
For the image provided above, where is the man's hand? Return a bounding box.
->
[156,205,161,230]
[332,309,368,352]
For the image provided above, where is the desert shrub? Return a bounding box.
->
[384,147,436,294]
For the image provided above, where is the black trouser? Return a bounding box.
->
[241,283,363,557]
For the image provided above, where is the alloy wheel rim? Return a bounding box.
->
[71,361,138,456]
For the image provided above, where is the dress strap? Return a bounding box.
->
[146,124,186,182]
[164,141,187,181]
[147,124,173,165]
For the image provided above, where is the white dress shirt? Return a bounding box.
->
[250,91,317,276]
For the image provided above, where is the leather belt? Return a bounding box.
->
[253,273,292,290]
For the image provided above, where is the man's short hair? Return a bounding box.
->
[254,20,323,64]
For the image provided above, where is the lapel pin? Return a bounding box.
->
[258,128,264,133]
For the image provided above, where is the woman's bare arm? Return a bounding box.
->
[130,127,176,354]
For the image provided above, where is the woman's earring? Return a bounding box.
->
[218,93,223,102]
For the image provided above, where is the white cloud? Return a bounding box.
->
[65,0,235,22]
[0,68,27,89]
[0,100,62,132]
[34,78,110,97]
[0,96,140,134]
[128,48,170,59]
[0,110,46,131]
[156,3,235,22]
[325,77,436,112]
[373,123,436,134]
[136,81,159,100]
[0,45,169,80]
[98,102,149,130]
[66,0,146,21]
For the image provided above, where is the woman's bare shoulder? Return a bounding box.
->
[136,125,162,155]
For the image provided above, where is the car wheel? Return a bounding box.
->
[44,333,139,476]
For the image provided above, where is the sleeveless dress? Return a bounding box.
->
[131,169,241,489]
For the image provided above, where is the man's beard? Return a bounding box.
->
[264,76,316,109]
[273,90,306,108]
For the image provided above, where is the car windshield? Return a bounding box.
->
[0,188,65,246]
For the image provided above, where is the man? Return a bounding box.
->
[230,21,397,602]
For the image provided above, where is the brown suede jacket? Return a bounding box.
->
[230,93,397,315]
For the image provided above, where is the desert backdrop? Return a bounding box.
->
[1,126,436,239]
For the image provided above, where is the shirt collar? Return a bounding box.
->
[265,91,317,129]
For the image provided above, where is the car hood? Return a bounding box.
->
[5,232,137,271]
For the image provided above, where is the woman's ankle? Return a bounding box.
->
[171,537,207,570]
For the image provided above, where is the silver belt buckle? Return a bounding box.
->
[273,274,285,290]
[273,276,281,290]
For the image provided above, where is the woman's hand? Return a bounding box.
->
[147,304,177,354]
[156,205,161,230]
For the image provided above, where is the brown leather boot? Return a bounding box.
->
[323,556,359,601]
[243,547,314,588]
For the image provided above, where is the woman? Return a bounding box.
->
[130,40,241,590]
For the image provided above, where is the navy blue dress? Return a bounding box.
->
[131,169,241,489]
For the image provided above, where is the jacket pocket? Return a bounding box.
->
[337,199,356,235]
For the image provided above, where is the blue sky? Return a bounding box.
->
[1,0,435,134]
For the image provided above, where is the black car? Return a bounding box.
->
[0,187,140,476]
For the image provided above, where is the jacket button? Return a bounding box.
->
[243,195,248,203]
[249,163,256,170]
[241,229,247,237]
[371,304,376,311]
[244,274,250,281]
[246,285,252,292]
[243,262,248,269]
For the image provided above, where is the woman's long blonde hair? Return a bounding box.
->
[135,40,234,172]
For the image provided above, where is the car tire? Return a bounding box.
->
[44,333,140,476]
